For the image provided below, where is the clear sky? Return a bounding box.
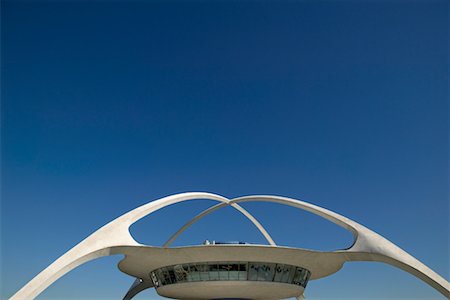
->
[1,0,448,299]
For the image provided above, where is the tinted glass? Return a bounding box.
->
[150,261,310,288]
[257,263,275,281]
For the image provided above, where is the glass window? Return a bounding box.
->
[228,263,240,280]
[151,271,160,287]
[292,267,305,286]
[198,264,210,281]
[287,265,296,283]
[238,263,247,280]
[156,269,165,286]
[303,270,311,287]
[219,263,232,280]
[150,262,310,287]
[274,264,291,283]
[248,263,260,281]
[182,264,192,282]
[162,268,172,285]
[209,263,220,280]
[274,264,284,282]
[257,263,275,281]
[299,269,308,286]
[174,264,188,282]
[187,264,200,281]
[168,269,177,284]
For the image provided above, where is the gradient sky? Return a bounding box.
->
[1,0,448,299]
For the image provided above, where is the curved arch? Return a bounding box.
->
[163,202,276,247]
[10,192,230,300]
[229,195,450,298]
[123,278,153,300]
[10,193,449,299]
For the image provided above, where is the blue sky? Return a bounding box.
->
[1,0,448,299]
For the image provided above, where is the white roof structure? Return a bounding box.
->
[10,192,450,299]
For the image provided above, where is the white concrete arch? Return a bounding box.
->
[153,194,449,298]
[229,195,450,298]
[163,202,276,247]
[9,193,450,299]
[10,192,230,300]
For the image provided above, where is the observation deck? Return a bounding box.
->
[151,260,310,299]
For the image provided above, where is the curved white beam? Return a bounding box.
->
[230,195,450,298]
[163,202,227,247]
[123,278,153,300]
[163,202,276,247]
[230,202,276,246]
[10,192,229,300]
[10,193,449,299]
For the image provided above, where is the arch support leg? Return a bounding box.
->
[123,278,153,300]
[10,192,229,300]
